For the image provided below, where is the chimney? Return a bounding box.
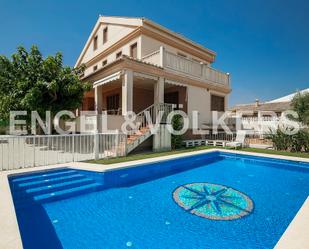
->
[255,99,259,107]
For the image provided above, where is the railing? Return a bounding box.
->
[164,50,203,77]
[141,47,230,87]
[131,103,174,134]
[241,117,280,134]
[0,133,127,171]
[203,131,272,144]
[142,50,161,66]
[204,132,236,141]
[241,117,280,122]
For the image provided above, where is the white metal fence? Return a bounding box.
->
[203,131,272,145]
[204,131,270,140]
[0,133,127,171]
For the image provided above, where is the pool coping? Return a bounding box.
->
[0,148,308,249]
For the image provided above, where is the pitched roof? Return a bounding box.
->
[267,88,309,103]
[230,88,309,112]
[230,101,291,113]
[75,15,216,67]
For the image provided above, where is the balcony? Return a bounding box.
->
[142,47,230,87]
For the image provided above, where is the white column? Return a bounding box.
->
[159,46,165,67]
[224,94,228,111]
[154,77,164,104]
[94,86,103,132]
[122,69,133,115]
[94,86,103,113]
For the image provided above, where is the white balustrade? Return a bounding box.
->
[142,48,230,86]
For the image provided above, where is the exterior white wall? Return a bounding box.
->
[186,86,228,128]
[81,23,135,64]
[141,35,210,65]
[82,24,142,77]
[82,27,212,77]
[187,85,211,128]
[83,35,141,76]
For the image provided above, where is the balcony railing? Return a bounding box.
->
[142,47,230,87]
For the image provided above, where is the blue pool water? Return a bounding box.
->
[9,152,309,249]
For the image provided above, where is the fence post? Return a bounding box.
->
[124,134,128,156]
[115,130,119,157]
[33,136,35,167]
[94,132,99,160]
[72,135,75,162]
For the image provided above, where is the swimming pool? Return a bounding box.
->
[9,151,309,249]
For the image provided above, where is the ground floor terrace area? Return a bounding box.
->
[81,70,188,131]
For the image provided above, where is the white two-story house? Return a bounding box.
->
[75,15,231,151]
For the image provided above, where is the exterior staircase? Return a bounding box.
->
[126,103,173,154]
[78,103,173,157]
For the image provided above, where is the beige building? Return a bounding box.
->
[230,88,309,134]
[76,16,231,151]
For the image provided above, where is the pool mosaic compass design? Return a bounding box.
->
[173,183,254,220]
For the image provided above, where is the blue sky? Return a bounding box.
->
[1,0,308,106]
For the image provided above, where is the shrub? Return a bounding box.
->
[290,131,304,152]
[267,128,309,152]
[171,114,184,149]
[300,129,309,152]
[266,129,292,151]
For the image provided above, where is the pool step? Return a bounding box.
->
[17,174,85,188]
[10,169,105,205]
[11,169,77,183]
[33,182,103,203]
[25,178,95,195]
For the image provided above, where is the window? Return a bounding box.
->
[211,95,225,112]
[93,35,98,50]
[116,51,122,59]
[103,27,108,44]
[93,65,98,72]
[164,92,179,110]
[130,43,137,58]
[177,52,187,58]
[106,94,120,112]
[102,60,107,66]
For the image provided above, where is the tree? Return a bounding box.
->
[0,45,91,130]
[291,91,309,125]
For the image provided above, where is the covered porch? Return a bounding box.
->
[81,69,188,130]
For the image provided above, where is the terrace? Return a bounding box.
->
[142,47,230,87]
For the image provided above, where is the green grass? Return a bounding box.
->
[88,146,215,164]
[88,146,309,165]
[240,147,309,158]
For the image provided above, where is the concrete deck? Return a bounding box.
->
[0,148,308,249]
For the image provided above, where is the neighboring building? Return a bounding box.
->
[230,88,309,134]
[75,16,231,151]
[267,88,309,103]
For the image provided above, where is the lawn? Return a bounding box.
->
[240,147,309,158]
[88,146,309,165]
